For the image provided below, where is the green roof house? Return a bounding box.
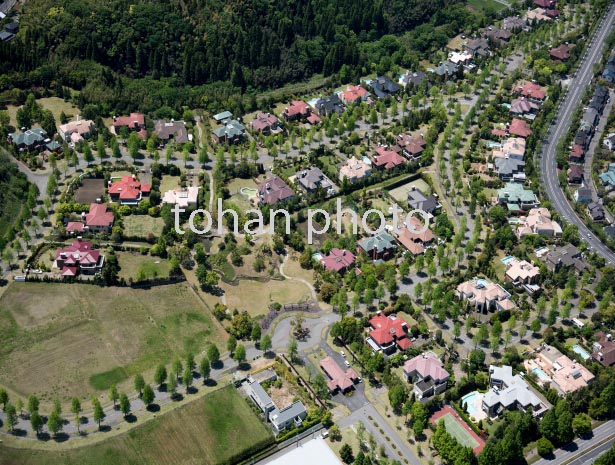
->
[357,231,397,260]
[599,163,615,189]
[497,183,539,211]
[8,128,48,151]
[213,120,245,144]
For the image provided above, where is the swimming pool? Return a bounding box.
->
[532,367,550,382]
[312,253,323,262]
[475,278,489,287]
[461,391,482,418]
[487,141,502,149]
[501,256,515,265]
[362,156,372,165]
[240,187,258,196]
[572,344,591,361]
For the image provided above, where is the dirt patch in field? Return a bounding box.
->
[75,178,105,204]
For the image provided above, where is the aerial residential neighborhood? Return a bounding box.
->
[0,0,615,465]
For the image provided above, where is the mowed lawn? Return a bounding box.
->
[123,215,165,238]
[0,386,274,465]
[0,282,225,402]
[117,252,170,280]
[220,278,312,316]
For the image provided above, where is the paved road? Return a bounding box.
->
[534,420,615,465]
[540,3,615,264]
[338,404,422,465]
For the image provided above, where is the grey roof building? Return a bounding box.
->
[582,108,600,128]
[399,70,428,88]
[296,167,334,193]
[407,187,440,214]
[368,76,401,99]
[494,157,526,182]
[483,365,549,418]
[357,231,397,260]
[270,401,307,434]
[315,95,345,117]
[542,244,588,274]
[246,380,307,434]
[432,61,458,78]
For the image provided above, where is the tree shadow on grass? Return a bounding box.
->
[204,379,217,387]
[12,428,28,437]
[146,404,160,413]
[237,362,251,371]
[53,432,70,443]
[99,424,112,433]
[124,414,137,424]
[186,386,199,395]
[36,432,51,441]
[171,393,184,402]
[211,360,224,370]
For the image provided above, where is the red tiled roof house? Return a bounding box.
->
[320,248,356,273]
[54,239,104,276]
[320,356,359,392]
[367,312,412,354]
[108,176,151,206]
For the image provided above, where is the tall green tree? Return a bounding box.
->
[71,397,82,433]
[142,384,155,407]
[119,393,131,417]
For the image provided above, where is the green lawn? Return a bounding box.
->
[0,282,225,402]
[467,0,507,12]
[117,252,170,280]
[0,386,274,465]
[123,215,165,238]
[159,176,181,194]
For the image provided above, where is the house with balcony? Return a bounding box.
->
[456,277,515,312]
[403,353,449,400]
[516,208,562,238]
[108,176,151,205]
[112,113,147,140]
[497,183,539,211]
[357,231,397,261]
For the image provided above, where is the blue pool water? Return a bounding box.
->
[501,256,515,265]
[362,156,372,165]
[475,278,489,287]
[532,367,550,382]
[461,391,481,417]
[572,344,591,361]
[312,253,323,262]
[487,141,502,148]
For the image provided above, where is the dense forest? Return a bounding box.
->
[0,152,38,251]
[0,0,490,114]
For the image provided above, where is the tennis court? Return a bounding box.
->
[430,405,485,454]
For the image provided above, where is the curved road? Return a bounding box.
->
[540,2,615,264]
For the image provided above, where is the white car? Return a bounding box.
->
[32,269,43,274]
[340,351,346,358]
[344,360,351,368]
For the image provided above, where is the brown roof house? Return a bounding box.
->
[154,120,189,144]
[250,112,282,135]
[549,44,571,61]
[257,176,294,205]
[592,332,615,368]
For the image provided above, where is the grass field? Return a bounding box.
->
[6,97,80,128]
[0,385,274,465]
[226,178,259,212]
[159,175,181,194]
[0,282,225,403]
[123,215,165,238]
[466,0,508,12]
[117,252,170,280]
[220,279,312,316]
[388,178,431,204]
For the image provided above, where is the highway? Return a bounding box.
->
[533,420,615,465]
[540,2,615,264]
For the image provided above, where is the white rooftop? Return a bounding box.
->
[261,438,342,465]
